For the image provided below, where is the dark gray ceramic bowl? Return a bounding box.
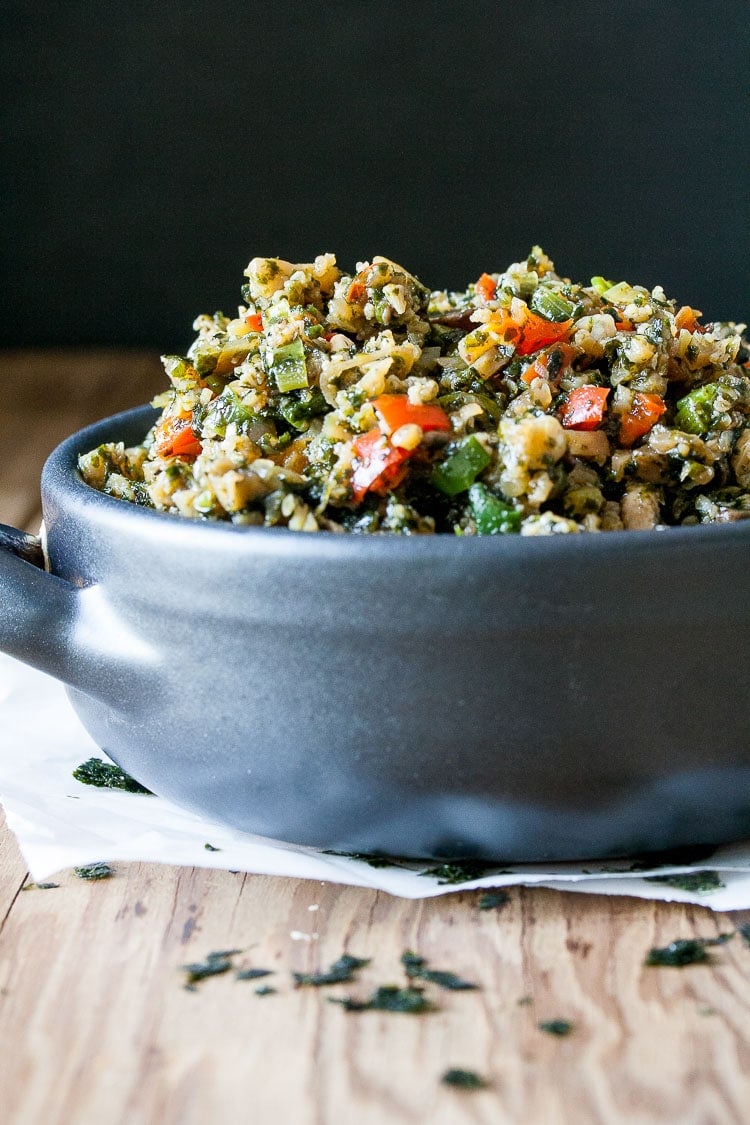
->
[1,403,750,861]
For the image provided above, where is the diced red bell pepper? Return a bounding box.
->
[153,411,203,459]
[619,392,667,446]
[558,386,610,430]
[245,313,263,332]
[489,304,572,357]
[373,394,450,434]
[350,427,412,502]
[515,307,573,355]
[475,272,497,302]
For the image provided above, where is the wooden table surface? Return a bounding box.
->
[1,351,750,1125]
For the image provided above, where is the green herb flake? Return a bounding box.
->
[538,1019,574,1036]
[204,843,221,852]
[646,870,725,894]
[72,757,152,794]
[294,954,370,987]
[330,985,434,1014]
[479,890,510,911]
[236,968,274,981]
[738,923,750,947]
[74,862,113,881]
[441,1068,488,1090]
[401,951,477,991]
[419,861,493,885]
[322,850,402,869]
[182,949,242,990]
[22,882,60,891]
[255,985,277,996]
[645,933,733,967]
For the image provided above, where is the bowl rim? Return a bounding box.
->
[41,401,750,559]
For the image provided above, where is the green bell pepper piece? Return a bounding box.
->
[268,337,309,392]
[468,483,521,535]
[431,436,491,496]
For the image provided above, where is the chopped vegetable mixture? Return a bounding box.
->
[80,250,750,534]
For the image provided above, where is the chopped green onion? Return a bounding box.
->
[437,391,502,421]
[203,387,262,437]
[431,436,491,496]
[468,483,521,534]
[530,287,575,323]
[161,355,199,389]
[268,337,309,392]
[192,345,221,376]
[674,383,721,434]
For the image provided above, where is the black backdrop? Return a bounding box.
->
[2,1,748,349]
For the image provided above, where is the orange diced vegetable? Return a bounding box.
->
[244,313,263,332]
[475,273,497,302]
[153,411,203,459]
[373,394,450,434]
[559,386,610,430]
[347,280,367,304]
[619,393,667,446]
[675,306,705,333]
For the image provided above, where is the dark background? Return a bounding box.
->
[2,1,748,350]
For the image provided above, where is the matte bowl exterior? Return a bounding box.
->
[6,404,750,860]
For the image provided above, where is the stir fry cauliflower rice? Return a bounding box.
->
[80,250,750,534]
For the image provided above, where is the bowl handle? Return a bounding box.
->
[0,521,83,682]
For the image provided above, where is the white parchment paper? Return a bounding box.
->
[2,652,750,908]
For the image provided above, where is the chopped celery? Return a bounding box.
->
[530,287,575,323]
[674,383,721,434]
[431,436,491,496]
[268,338,309,392]
[590,276,615,295]
[468,483,521,534]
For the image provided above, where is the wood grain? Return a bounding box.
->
[2,351,750,1125]
[0,349,162,531]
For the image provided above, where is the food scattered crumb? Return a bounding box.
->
[294,954,369,988]
[478,890,511,911]
[72,757,152,793]
[645,934,733,967]
[330,985,434,1014]
[74,862,113,881]
[441,1068,488,1090]
[538,1019,574,1036]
